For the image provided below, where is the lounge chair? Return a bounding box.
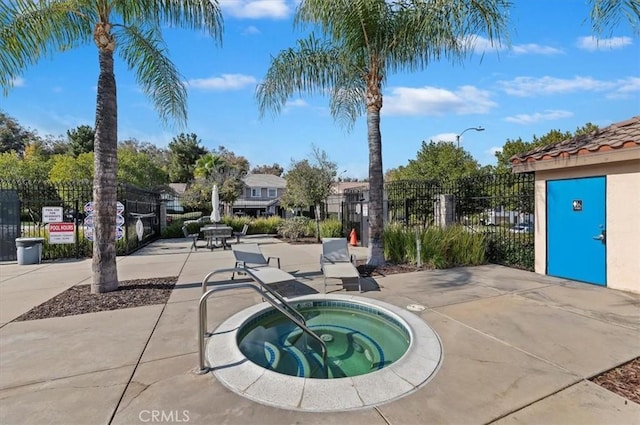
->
[320,238,361,293]
[231,243,281,280]
[233,224,249,243]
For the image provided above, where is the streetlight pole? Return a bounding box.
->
[456,126,485,148]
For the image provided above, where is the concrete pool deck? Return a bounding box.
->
[0,236,639,424]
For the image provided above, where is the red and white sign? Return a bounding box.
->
[49,222,75,244]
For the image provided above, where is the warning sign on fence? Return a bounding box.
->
[49,222,75,244]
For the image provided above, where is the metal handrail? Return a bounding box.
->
[201,267,306,326]
[197,281,328,378]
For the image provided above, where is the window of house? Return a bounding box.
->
[268,188,277,198]
[251,188,261,198]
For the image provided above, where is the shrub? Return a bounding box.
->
[278,217,310,240]
[485,233,534,271]
[319,218,342,238]
[383,224,486,268]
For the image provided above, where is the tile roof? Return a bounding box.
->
[510,116,640,164]
[243,174,287,188]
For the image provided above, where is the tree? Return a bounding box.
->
[117,146,168,190]
[49,153,94,183]
[194,152,226,179]
[119,138,170,171]
[251,163,284,177]
[168,133,208,183]
[495,124,599,171]
[67,125,95,157]
[1,2,222,293]
[589,0,640,35]
[0,110,36,155]
[257,0,510,265]
[386,141,481,182]
[281,147,337,241]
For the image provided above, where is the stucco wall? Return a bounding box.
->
[535,159,640,293]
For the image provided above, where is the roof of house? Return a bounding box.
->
[332,181,369,194]
[510,116,640,165]
[243,174,287,188]
[168,183,187,194]
[233,199,281,208]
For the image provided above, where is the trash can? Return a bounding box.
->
[15,238,45,265]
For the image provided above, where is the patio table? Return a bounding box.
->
[201,225,233,250]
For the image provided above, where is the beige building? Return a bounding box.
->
[511,116,640,294]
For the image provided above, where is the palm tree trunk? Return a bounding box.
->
[91,47,119,293]
[366,101,385,266]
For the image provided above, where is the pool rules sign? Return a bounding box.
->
[49,222,75,244]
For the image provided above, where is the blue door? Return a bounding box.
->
[547,176,606,286]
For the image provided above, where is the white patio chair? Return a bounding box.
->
[320,238,361,293]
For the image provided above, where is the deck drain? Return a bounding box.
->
[406,304,426,312]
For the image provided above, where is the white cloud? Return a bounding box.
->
[383,85,497,116]
[218,0,291,19]
[609,76,640,98]
[504,110,573,125]
[186,73,257,90]
[497,75,616,97]
[285,98,307,107]
[487,146,503,155]
[512,43,564,55]
[11,77,25,87]
[242,25,261,35]
[466,35,562,55]
[577,36,633,51]
[430,132,458,143]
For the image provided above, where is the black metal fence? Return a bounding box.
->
[339,173,535,270]
[0,180,162,261]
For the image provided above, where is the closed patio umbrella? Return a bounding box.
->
[211,184,221,223]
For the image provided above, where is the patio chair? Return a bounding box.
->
[233,224,249,243]
[231,243,281,280]
[320,238,361,293]
[182,225,200,251]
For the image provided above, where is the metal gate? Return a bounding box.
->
[0,189,20,261]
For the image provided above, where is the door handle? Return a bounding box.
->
[592,229,606,244]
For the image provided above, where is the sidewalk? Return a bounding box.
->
[1,237,638,424]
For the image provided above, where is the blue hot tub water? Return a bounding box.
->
[237,300,411,379]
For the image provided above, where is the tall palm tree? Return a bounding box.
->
[257,0,510,265]
[0,1,222,293]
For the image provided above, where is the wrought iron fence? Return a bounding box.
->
[385,173,535,270]
[0,179,162,261]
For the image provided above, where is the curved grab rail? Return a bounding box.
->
[197,281,328,378]
[201,267,306,326]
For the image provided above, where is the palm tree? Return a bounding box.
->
[589,0,640,35]
[0,1,222,293]
[257,0,510,265]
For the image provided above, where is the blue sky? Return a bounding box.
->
[3,0,639,179]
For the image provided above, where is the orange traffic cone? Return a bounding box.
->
[349,228,358,246]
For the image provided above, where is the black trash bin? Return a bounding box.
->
[15,237,45,265]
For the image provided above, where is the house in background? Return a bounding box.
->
[231,174,287,217]
[511,115,639,294]
[162,183,187,213]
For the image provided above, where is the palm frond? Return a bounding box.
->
[329,74,366,130]
[256,33,357,120]
[114,24,187,126]
[0,0,94,93]
[589,0,640,35]
[113,0,223,42]
[389,0,511,73]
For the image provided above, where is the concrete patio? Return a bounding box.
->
[0,236,638,424]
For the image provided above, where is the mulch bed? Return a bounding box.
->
[13,276,177,322]
[591,358,640,404]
